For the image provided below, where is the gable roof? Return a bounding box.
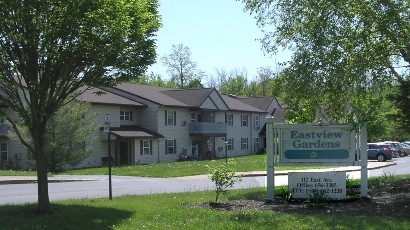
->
[111,83,188,107]
[78,87,145,107]
[162,88,214,107]
[221,95,265,113]
[109,83,229,111]
[234,96,277,111]
[162,88,229,110]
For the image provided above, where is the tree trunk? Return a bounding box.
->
[35,152,52,214]
[32,121,53,214]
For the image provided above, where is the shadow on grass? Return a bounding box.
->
[0,203,133,230]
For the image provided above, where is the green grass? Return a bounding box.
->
[0,184,408,230]
[0,155,332,178]
[55,154,329,178]
[0,169,38,177]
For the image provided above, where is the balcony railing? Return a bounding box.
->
[189,122,227,135]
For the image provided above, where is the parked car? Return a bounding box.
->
[399,143,410,156]
[367,143,394,162]
[382,141,403,157]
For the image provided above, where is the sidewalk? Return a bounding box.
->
[237,161,396,177]
[0,161,396,184]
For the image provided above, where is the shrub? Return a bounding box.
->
[205,159,242,202]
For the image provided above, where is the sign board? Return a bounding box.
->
[288,172,346,199]
[274,124,355,164]
[104,114,111,133]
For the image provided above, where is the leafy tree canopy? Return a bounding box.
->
[161,44,205,89]
[0,0,161,214]
[240,0,410,125]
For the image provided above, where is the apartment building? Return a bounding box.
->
[1,83,283,169]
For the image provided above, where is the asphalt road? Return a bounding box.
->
[0,157,409,205]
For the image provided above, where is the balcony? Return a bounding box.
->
[189,122,227,136]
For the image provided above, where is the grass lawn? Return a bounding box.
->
[0,183,408,230]
[54,154,330,178]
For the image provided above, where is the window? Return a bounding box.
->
[166,139,176,154]
[120,111,132,121]
[241,115,248,127]
[252,115,260,130]
[166,110,176,126]
[140,140,152,155]
[226,114,233,126]
[241,138,248,150]
[253,137,259,152]
[226,138,233,150]
[191,113,197,123]
[191,140,198,158]
[0,143,7,161]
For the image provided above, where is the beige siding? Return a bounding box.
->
[135,102,158,131]
[119,106,138,126]
[134,139,161,164]
[157,107,191,162]
[226,111,253,157]
[73,104,119,168]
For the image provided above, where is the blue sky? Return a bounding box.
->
[147,0,291,83]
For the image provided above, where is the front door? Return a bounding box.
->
[119,142,129,165]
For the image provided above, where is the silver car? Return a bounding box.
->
[400,143,410,156]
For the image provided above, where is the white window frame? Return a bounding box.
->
[226,114,233,126]
[241,115,248,127]
[253,115,260,130]
[167,139,175,154]
[191,140,197,158]
[227,138,233,150]
[167,111,175,126]
[191,113,197,123]
[241,137,248,150]
[120,111,132,121]
[143,140,151,155]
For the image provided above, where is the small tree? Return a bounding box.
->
[206,159,242,202]
[46,99,98,172]
[9,98,99,172]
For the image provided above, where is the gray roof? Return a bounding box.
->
[108,125,164,138]
[235,96,276,111]
[221,95,265,113]
[112,83,188,107]
[162,88,215,107]
[78,87,145,107]
[272,108,286,123]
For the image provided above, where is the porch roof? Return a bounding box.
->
[105,126,164,138]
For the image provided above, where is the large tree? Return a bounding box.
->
[160,44,205,89]
[0,0,160,213]
[240,0,410,125]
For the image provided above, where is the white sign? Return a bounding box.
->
[275,124,356,164]
[288,172,346,199]
[104,114,111,133]
[104,114,111,123]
